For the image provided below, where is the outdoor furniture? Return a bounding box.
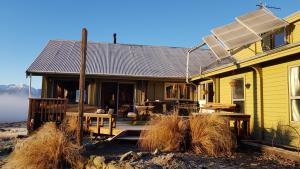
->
[135,105,155,120]
[66,112,117,136]
[127,112,137,124]
[201,103,236,112]
[195,112,250,138]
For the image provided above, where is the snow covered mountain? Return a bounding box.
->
[0,84,41,97]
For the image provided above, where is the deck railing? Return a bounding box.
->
[27,98,68,131]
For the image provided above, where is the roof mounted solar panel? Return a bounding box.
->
[236,8,289,34]
[212,21,262,50]
[203,35,230,59]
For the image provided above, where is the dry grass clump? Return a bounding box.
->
[189,115,235,157]
[4,123,84,169]
[139,115,187,152]
[61,116,78,137]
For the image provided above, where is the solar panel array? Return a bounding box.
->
[236,8,289,34]
[203,35,230,58]
[212,21,262,50]
[203,7,288,59]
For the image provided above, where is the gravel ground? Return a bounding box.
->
[86,141,300,169]
[1,122,299,169]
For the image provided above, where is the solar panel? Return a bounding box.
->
[236,8,288,34]
[212,21,262,50]
[203,35,230,59]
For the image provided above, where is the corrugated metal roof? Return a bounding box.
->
[27,40,216,79]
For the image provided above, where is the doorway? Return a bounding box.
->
[101,82,118,113]
[118,83,135,117]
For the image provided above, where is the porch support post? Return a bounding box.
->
[77,28,87,146]
[29,74,32,98]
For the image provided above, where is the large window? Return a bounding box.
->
[262,28,286,51]
[165,83,195,100]
[232,78,244,113]
[290,66,300,122]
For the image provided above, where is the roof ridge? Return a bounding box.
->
[48,39,211,51]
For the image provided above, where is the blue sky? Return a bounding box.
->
[0,0,299,88]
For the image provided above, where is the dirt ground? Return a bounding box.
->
[86,141,300,169]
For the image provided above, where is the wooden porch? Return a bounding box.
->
[27,98,146,138]
[27,98,251,139]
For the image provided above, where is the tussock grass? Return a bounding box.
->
[61,116,78,137]
[189,115,235,157]
[4,123,84,169]
[139,115,187,152]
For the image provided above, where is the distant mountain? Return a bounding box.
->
[0,84,41,97]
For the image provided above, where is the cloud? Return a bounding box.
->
[0,94,28,123]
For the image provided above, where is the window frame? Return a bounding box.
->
[164,82,195,101]
[231,77,245,113]
[289,65,300,122]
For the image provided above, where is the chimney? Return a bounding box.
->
[113,33,117,44]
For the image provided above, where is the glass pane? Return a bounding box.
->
[274,29,285,48]
[290,67,300,97]
[178,83,186,99]
[233,101,244,113]
[207,83,214,102]
[291,99,300,121]
[199,84,205,100]
[233,78,244,99]
[165,83,178,99]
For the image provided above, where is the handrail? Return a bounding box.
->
[27,98,68,131]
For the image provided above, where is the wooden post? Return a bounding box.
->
[77,28,88,145]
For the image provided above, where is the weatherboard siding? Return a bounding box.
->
[261,58,300,147]
[219,72,256,134]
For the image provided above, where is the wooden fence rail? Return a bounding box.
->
[27,98,68,131]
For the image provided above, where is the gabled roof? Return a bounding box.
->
[26,40,216,79]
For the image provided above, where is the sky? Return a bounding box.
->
[0,0,299,88]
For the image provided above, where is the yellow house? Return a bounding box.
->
[191,11,300,147]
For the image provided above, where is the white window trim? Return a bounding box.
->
[231,77,245,113]
[288,65,300,123]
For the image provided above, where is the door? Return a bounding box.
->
[101,82,118,113]
[118,83,135,117]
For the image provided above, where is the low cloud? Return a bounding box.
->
[0,94,28,123]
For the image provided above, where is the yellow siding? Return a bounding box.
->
[292,21,300,43]
[262,59,300,147]
[219,72,256,134]
[233,43,259,61]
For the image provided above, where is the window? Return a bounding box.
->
[165,83,195,100]
[199,83,214,102]
[199,84,206,100]
[274,29,286,48]
[232,78,244,113]
[262,28,286,51]
[165,83,178,99]
[290,66,300,121]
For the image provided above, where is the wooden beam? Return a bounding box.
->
[77,28,88,145]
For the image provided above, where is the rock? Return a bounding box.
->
[16,135,27,139]
[208,161,215,166]
[125,162,135,169]
[106,161,121,169]
[120,151,139,161]
[137,152,150,158]
[93,156,106,168]
[152,148,161,155]
[250,163,258,167]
